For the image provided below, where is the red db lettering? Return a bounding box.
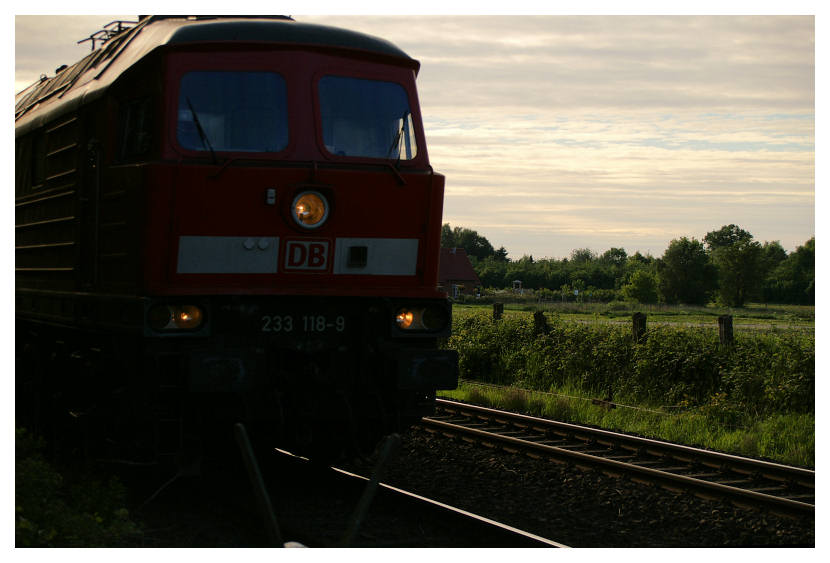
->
[288,243,307,267]
[308,243,326,268]
[284,240,329,271]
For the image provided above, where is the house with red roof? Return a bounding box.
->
[438,247,482,298]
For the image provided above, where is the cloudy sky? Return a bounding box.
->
[14,9,817,260]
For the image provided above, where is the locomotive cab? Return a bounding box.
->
[16,16,457,462]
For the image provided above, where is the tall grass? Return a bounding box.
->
[442,311,815,467]
[441,383,814,467]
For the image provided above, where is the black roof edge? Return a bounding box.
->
[159,17,416,64]
[138,15,295,22]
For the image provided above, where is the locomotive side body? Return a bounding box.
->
[15,16,457,460]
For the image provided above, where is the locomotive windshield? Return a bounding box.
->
[177,71,289,153]
[319,76,417,160]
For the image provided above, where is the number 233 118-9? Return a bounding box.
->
[260,314,346,333]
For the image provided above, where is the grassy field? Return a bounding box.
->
[442,305,815,468]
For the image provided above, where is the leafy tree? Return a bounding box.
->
[507,255,545,287]
[476,255,509,287]
[493,246,510,262]
[704,224,763,307]
[792,237,815,303]
[600,247,628,267]
[540,258,568,290]
[618,251,655,289]
[441,223,496,260]
[440,223,453,247]
[570,248,596,263]
[761,240,788,272]
[657,237,717,305]
[627,251,654,265]
[622,269,659,303]
[763,237,815,304]
[445,222,811,306]
[596,247,627,289]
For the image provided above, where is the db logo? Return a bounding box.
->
[284,240,329,271]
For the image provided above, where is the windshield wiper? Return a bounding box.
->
[386,127,403,161]
[385,110,412,164]
[186,97,217,164]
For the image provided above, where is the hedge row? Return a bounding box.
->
[446,312,814,415]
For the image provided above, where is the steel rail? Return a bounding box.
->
[268,445,568,547]
[423,399,814,516]
[433,399,814,486]
[331,466,568,547]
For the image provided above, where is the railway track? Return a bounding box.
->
[238,428,566,547]
[128,427,567,547]
[325,465,567,547]
[421,399,814,517]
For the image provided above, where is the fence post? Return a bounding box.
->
[718,315,734,348]
[493,303,504,321]
[533,310,548,335]
[632,312,647,342]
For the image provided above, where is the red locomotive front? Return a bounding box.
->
[16,16,457,461]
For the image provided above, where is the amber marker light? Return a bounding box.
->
[292,191,329,229]
[148,304,205,331]
[396,308,415,329]
[173,305,203,329]
[394,305,450,333]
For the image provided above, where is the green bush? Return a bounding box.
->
[629,327,722,405]
[723,331,814,414]
[449,312,534,385]
[15,428,140,547]
[447,313,814,415]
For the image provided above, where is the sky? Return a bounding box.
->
[13,6,818,261]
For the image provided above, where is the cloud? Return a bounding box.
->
[302,16,813,115]
[15,15,135,92]
[15,14,815,259]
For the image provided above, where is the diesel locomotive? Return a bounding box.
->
[15,15,457,462]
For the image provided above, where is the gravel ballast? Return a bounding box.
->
[341,426,814,547]
[123,424,814,547]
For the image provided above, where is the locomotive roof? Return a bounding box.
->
[15,16,419,135]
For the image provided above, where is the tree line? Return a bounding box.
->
[441,223,814,306]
